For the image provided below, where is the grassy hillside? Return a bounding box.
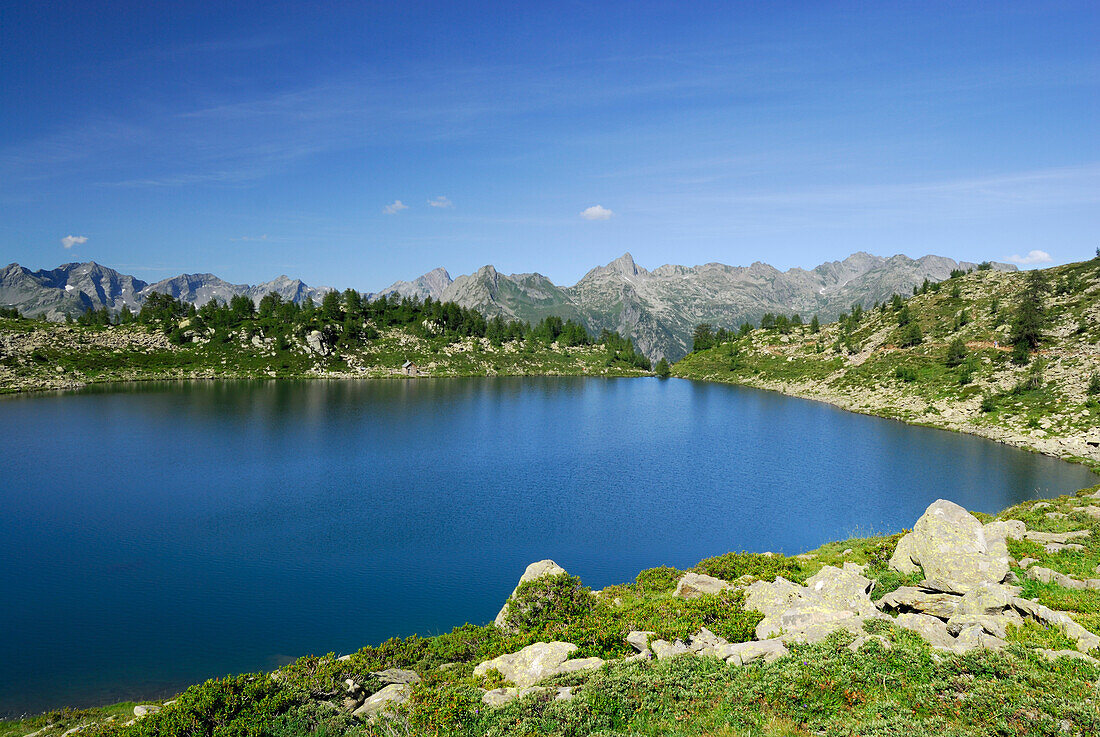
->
[4,484,1100,737]
[674,258,1100,471]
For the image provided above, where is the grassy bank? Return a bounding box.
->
[673,259,1100,472]
[4,484,1100,737]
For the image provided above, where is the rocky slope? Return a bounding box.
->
[410,252,1016,362]
[674,258,1100,469]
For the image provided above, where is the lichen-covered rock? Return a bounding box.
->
[673,571,734,598]
[896,613,955,648]
[956,584,1015,616]
[951,625,1008,653]
[481,686,546,707]
[473,641,602,687]
[352,683,411,719]
[888,500,1009,593]
[650,639,690,660]
[371,668,421,685]
[686,627,729,654]
[745,567,880,641]
[1010,597,1100,652]
[877,586,963,619]
[494,560,568,628]
[625,630,655,653]
[715,639,789,665]
[946,613,1018,639]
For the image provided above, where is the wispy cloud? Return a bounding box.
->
[580,205,614,220]
[428,196,453,208]
[1008,250,1052,265]
[383,200,408,215]
[61,235,87,249]
[230,234,269,242]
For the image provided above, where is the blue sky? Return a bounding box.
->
[1,1,1098,290]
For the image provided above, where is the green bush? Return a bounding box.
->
[502,574,594,631]
[634,565,682,594]
[1088,372,1100,396]
[895,366,918,382]
[692,551,802,583]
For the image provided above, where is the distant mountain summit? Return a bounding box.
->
[0,261,332,321]
[1,252,1015,360]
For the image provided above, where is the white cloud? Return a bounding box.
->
[230,234,269,242]
[580,204,613,220]
[61,235,87,249]
[1008,250,1052,265]
[428,196,453,208]
[383,200,408,214]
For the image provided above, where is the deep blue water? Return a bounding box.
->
[0,377,1096,716]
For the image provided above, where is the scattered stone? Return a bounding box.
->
[1033,502,1052,510]
[650,639,690,660]
[626,630,655,653]
[946,614,1017,639]
[673,571,734,598]
[744,566,881,642]
[473,642,602,687]
[371,668,421,685]
[1027,566,1086,590]
[1045,512,1068,520]
[494,560,568,628]
[1038,649,1100,664]
[1018,557,1039,569]
[1022,529,1091,544]
[715,639,789,665]
[686,626,729,654]
[1044,543,1087,554]
[481,686,545,707]
[896,613,956,648]
[1010,598,1100,653]
[952,624,1008,653]
[352,683,412,719]
[847,634,892,652]
[133,705,161,719]
[957,584,1017,616]
[877,586,963,620]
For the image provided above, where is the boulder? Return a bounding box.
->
[744,568,880,641]
[371,668,421,685]
[956,584,1015,616]
[889,500,1010,594]
[305,330,329,356]
[650,639,690,660]
[494,560,568,628]
[481,686,546,707]
[983,520,1026,566]
[625,630,655,653]
[352,683,411,720]
[1010,597,1100,653]
[946,614,1017,639]
[896,613,956,649]
[674,571,734,599]
[847,634,892,652]
[686,627,728,654]
[951,625,1008,653]
[1027,566,1086,590]
[133,705,161,719]
[715,639,789,665]
[1039,649,1100,664]
[1076,505,1100,519]
[877,586,963,619]
[473,641,602,687]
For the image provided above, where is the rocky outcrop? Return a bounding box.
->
[743,564,881,643]
[494,559,568,628]
[473,641,603,688]
[351,683,412,720]
[888,500,1011,593]
[673,571,734,598]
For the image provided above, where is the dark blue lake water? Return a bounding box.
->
[1,377,1096,716]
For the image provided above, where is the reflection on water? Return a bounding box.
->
[0,377,1095,715]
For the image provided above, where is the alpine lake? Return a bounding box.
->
[1,377,1096,716]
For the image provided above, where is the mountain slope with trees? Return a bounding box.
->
[0,291,651,394]
[674,257,1100,469]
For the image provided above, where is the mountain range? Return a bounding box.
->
[1,253,1015,361]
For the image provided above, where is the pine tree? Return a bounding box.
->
[1009,269,1050,363]
[654,357,671,378]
